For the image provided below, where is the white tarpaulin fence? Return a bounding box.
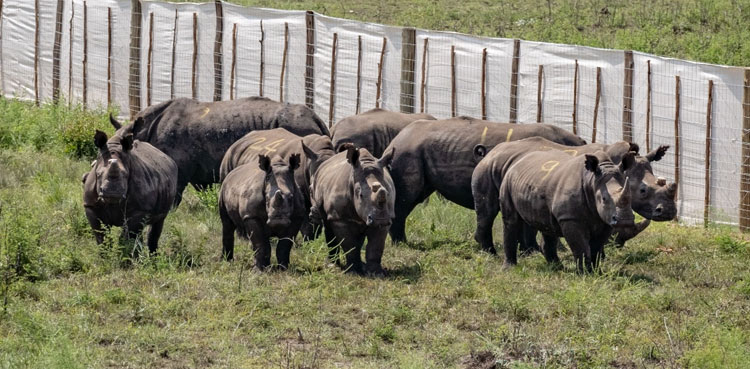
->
[1,0,748,227]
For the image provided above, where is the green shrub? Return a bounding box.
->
[58,108,116,159]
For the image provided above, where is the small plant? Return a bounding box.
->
[715,234,748,255]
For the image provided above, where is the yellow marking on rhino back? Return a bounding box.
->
[199,107,210,119]
[249,137,267,150]
[480,126,488,145]
[540,160,560,179]
[506,128,514,142]
[263,139,286,154]
[563,149,578,156]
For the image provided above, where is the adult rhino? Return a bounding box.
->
[331,108,436,157]
[110,96,330,204]
[309,146,395,276]
[384,116,587,243]
[220,128,335,238]
[219,154,306,270]
[472,137,677,254]
[499,150,636,272]
[82,130,177,254]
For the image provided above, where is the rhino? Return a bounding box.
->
[309,145,395,276]
[499,149,636,272]
[219,154,306,270]
[109,96,330,204]
[383,116,587,243]
[331,108,436,157]
[471,137,677,254]
[82,130,177,254]
[220,128,335,239]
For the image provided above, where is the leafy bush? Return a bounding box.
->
[58,107,116,159]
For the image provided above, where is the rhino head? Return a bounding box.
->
[259,154,302,229]
[627,145,678,221]
[586,151,636,227]
[92,130,135,204]
[346,146,395,227]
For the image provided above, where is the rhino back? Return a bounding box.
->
[220,128,302,180]
[332,109,435,157]
[126,141,178,215]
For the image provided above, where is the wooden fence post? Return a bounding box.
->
[356,35,362,114]
[400,28,416,113]
[592,67,601,143]
[328,33,337,127]
[646,60,652,151]
[572,59,579,135]
[52,0,64,103]
[230,23,237,100]
[450,45,456,117]
[375,37,387,108]
[34,0,39,106]
[674,75,681,214]
[481,48,487,120]
[304,11,315,109]
[622,50,634,142]
[147,12,153,107]
[740,69,750,231]
[259,20,264,96]
[107,8,112,106]
[509,39,520,123]
[419,38,428,113]
[536,65,543,123]
[128,0,142,118]
[213,0,223,101]
[704,80,713,226]
[279,22,288,102]
[191,13,197,99]
[170,9,177,100]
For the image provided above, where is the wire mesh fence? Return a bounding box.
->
[0,0,748,229]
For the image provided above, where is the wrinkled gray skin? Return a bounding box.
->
[220,128,335,239]
[472,137,677,254]
[219,154,306,270]
[331,108,436,157]
[82,130,177,254]
[499,150,635,273]
[384,116,587,243]
[109,96,330,205]
[309,146,396,276]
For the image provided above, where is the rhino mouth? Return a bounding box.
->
[267,217,292,227]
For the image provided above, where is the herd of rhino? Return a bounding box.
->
[82,96,677,275]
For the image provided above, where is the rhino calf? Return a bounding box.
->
[309,146,395,276]
[331,108,435,157]
[499,150,635,272]
[82,130,177,253]
[219,154,306,270]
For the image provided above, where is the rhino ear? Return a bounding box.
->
[121,134,134,152]
[628,142,640,155]
[301,141,317,161]
[94,130,108,150]
[132,117,145,135]
[258,155,272,172]
[379,147,395,169]
[109,113,122,130]
[346,146,360,167]
[338,142,355,154]
[288,153,301,171]
[473,144,487,160]
[646,145,669,162]
[620,151,636,172]
[584,154,599,173]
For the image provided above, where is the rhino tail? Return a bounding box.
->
[311,111,331,137]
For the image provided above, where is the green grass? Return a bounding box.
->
[201,0,750,67]
[2,98,750,368]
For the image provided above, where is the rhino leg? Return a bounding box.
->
[390,166,430,244]
[364,227,388,277]
[323,224,340,264]
[329,221,366,274]
[220,205,236,261]
[276,237,294,270]
[560,221,593,273]
[501,211,523,269]
[473,189,499,254]
[519,224,541,256]
[122,215,147,257]
[589,230,612,271]
[146,217,165,254]
[84,207,105,245]
[541,233,561,267]
[246,219,271,271]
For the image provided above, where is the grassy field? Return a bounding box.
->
[2,99,750,368]
[206,0,750,67]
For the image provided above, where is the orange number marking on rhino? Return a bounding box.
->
[199,107,210,119]
[480,126,488,144]
[262,139,286,154]
[249,137,267,151]
[540,160,560,179]
[506,128,514,142]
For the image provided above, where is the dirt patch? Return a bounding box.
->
[460,350,497,369]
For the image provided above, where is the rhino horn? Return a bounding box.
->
[616,219,651,243]
[656,176,667,186]
[371,182,382,193]
[376,188,387,204]
[666,182,678,200]
[273,190,284,206]
[617,176,632,207]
